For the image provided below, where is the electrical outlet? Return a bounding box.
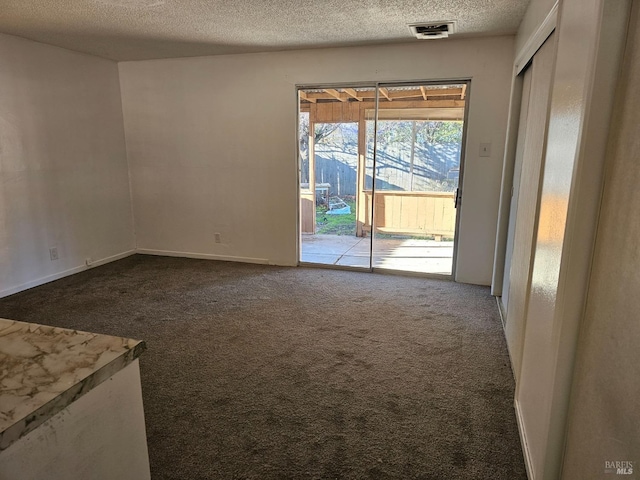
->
[214,233,222,244]
[49,247,59,261]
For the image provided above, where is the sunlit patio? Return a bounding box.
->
[301,234,454,275]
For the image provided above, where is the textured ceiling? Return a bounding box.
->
[0,0,530,61]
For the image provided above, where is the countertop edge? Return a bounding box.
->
[0,340,146,451]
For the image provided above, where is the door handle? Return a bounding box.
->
[454,188,460,208]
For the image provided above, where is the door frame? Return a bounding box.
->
[296,79,472,280]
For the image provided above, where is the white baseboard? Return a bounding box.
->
[496,296,506,328]
[136,249,269,265]
[515,399,535,480]
[89,250,137,268]
[0,250,136,299]
[0,248,273,299]
[496,297,519,383]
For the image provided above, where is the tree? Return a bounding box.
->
[418,121,463,145]
[299,116,345,184]
[299,116,340,153]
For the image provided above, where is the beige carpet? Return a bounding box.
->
[0,254,526,479]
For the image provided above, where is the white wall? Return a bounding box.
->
[119,36,514,284]
[562,2,640,476]
[0,34,135,297]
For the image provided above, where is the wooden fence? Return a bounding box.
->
[358,191,456,240]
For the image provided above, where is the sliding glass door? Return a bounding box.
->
[298,81,468,277]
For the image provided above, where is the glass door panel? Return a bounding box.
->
[298,86,376,269]
[371,83,467,276]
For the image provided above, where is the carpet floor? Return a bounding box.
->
[0,255,526,479]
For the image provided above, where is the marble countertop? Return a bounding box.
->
[0,318,145,450]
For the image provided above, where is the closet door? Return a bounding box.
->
[504,31,557,379]
[502,67,532,312]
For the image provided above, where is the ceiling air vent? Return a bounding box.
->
[409,21,457,39]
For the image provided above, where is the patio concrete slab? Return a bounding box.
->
[300,253,343,264]
[373,256,452,275]
[336,255,371,268]
[301,234,454,275]
[300,234,364,254]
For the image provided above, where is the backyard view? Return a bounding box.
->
[307,119,462,237]
[367,119,462,192]
[299,84,466,274]
[316,198,357,235]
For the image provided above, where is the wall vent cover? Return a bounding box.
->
[409,21,457,39]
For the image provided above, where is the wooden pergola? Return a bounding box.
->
[300,85,466,238]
